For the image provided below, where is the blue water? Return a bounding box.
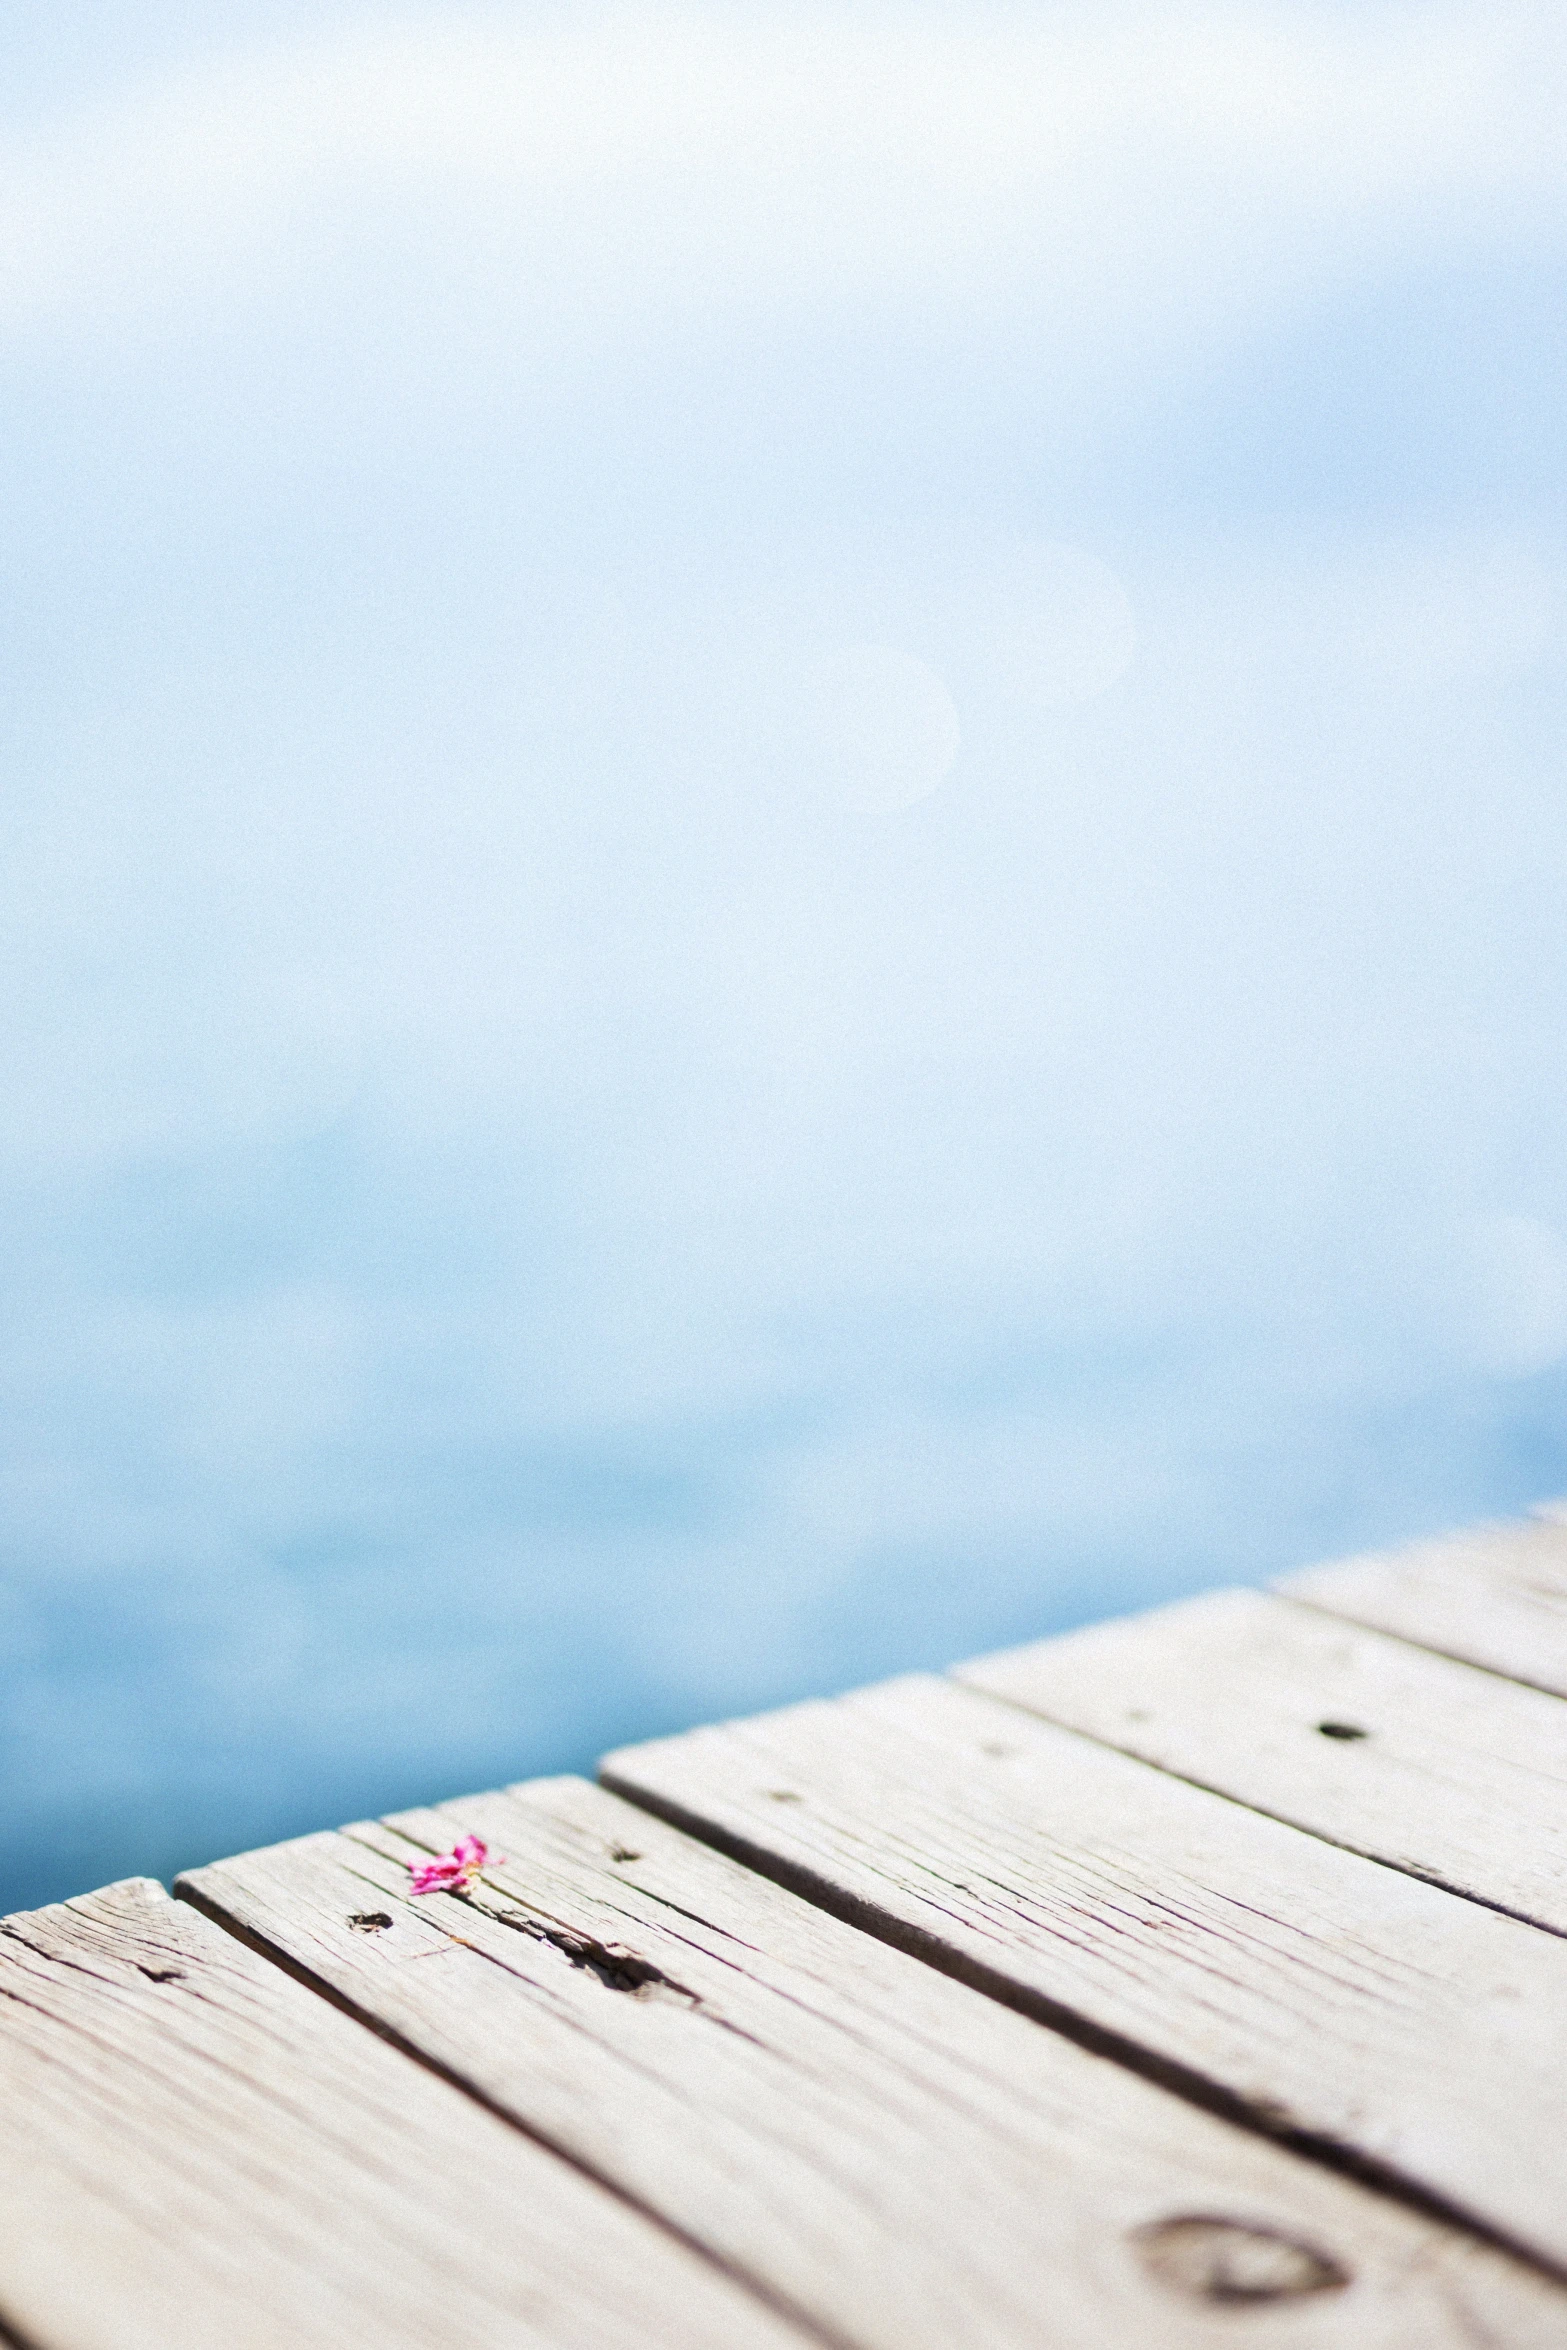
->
[4,3,1566,1913]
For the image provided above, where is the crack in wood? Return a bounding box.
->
[492,1912,704,2007]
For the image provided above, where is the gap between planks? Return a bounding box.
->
[955,1583,1567,1941]
[0,1876,809,2350]
[1277,1512,1567,1695]
[177,1774,1567,2349]
[171,1867,836,2350]
[601,1662,1567,2286]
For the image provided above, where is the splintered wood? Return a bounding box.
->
[7,1508,1567,2347]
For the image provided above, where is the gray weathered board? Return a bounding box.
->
[0,1876,803,2350]
[178,1775,1563,2350]
[9,1506,1567,2348]
[1279,1513,1567,1693]
[956,1585,1567,1934]
[603,1667,1567,2275]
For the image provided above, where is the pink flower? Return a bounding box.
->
[408,1833,498,1897]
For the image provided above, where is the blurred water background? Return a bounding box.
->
[4,1,1567,1910]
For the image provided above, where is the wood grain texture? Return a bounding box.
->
[179,1775,1567,2349]
[0,1875,806,2350]
[603,1672,1567,2279]
[1277,1515,1567,1693]
[956,1586,1567,1933]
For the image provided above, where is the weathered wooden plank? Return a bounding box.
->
[603,1673,1567,2279]
[955,1587,1567,1933]
[1277,1515,1567,1693]
[178,1775,1567,2349]
[0,1874,807,2350]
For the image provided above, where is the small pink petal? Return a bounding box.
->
[407,1834,501,1895]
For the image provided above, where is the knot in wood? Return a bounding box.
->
[1133,2216,1349,2304]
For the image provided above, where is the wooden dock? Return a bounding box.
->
[8,1507,1567,2346]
